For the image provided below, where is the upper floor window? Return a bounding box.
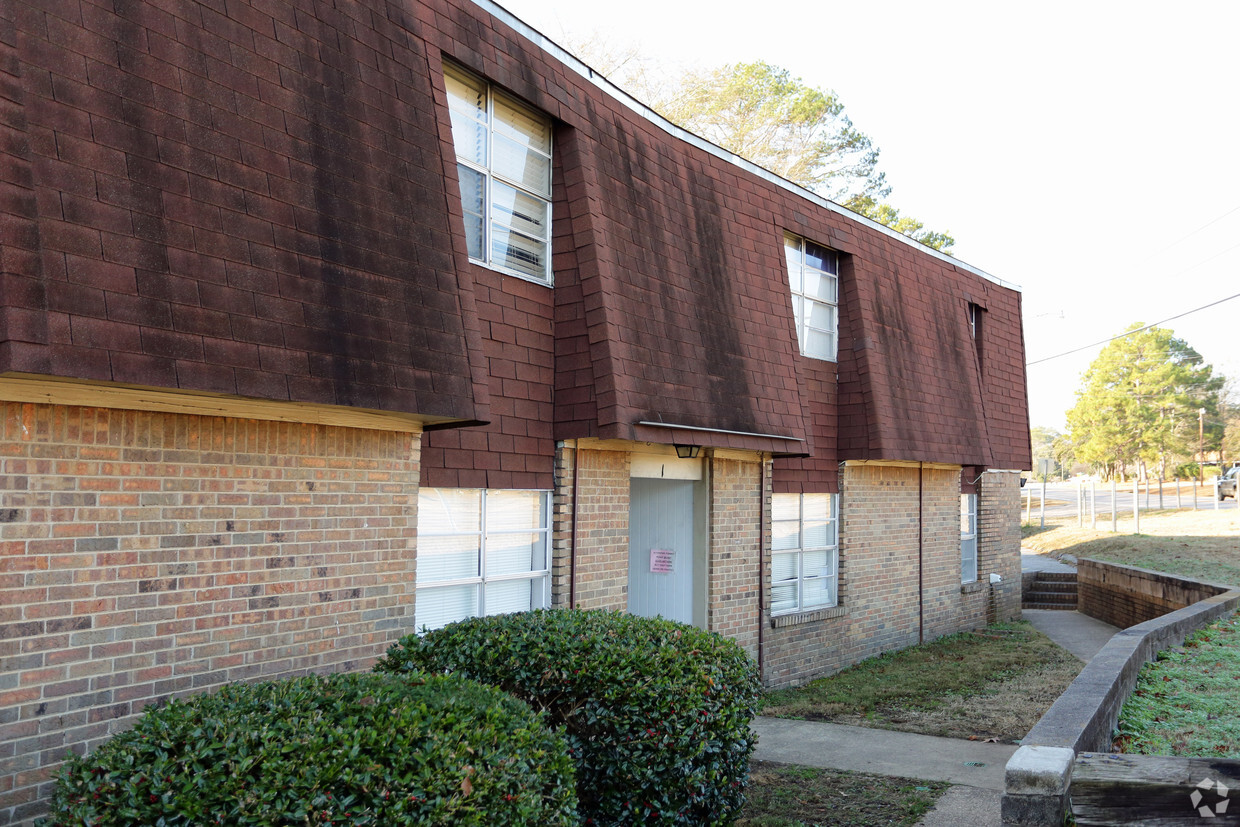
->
[961,493,978,584]
[771,492,839,614]
[444,64,553,284]
[783,233,839,361]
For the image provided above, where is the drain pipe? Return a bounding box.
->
[918,462,925,644]
[569,441,580,609]
[756,456,766,679]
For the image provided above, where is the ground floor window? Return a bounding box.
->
[415,488,551,631]
[961,493,978,583]
[771,492,839,614]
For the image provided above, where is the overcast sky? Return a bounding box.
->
[494,0,1240,433]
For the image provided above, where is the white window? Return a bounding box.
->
[416,488,551,631]
[444,64,553,284]
[783,233,839,361]
[961,493,978,583]
[771,492,839,614]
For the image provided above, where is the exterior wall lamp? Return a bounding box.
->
[674,444,701,459]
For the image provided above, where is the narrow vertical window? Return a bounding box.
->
[771,492,839,614]
[969,303,984,373]
[961,493,978,584]
[416,488,551,631]
[444,64,553,284]
[783,233,839,361]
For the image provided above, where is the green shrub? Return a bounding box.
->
[42,672,576,826]
[376,609,761,826]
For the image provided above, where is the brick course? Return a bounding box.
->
[0,401,419,824]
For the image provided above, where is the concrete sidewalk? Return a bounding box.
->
[751,607,1122,826]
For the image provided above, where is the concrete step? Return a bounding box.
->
[1022,601,1079,611]
[1023,591,1077,606]
[1023,571,1078,610]
[1033,581,1078,594]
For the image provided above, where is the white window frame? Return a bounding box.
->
[415,488,551,631]
[961,493,978,584]
[444,63,553,285]
[770,492,839,615]
[783,232,839,362]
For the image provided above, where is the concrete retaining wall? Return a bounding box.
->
[1002,559,1240,825]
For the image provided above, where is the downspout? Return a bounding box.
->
[918,462,925,644]
[757,455,766,680]
[569,440,580,609]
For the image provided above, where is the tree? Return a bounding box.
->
[569,44,955,252]
[1030,426,1064,478]
[844,195,955,254]
[659,61,888,204]
[1065,325,1224,480]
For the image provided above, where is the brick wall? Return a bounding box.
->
[420,267,555,491]
[560,447,628,611]
[0,401,420,825]
[762,463,993,688]
[920,466,971,641]
[980,470,1023,622]
[1077,558,1233,629]
[706,455,761,660]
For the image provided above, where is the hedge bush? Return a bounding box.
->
[375,609,761,826]
[42,671,576,826]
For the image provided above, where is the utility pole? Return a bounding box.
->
[1199,407,1206,486]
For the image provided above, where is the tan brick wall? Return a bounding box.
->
[0,402,420,825]
[762,463,999,688]
[980,470,1023,622]
[706,455,761,660]
[561,447,629,611]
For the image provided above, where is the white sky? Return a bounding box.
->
[495,0,1240,433]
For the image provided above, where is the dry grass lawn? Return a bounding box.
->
[1022,507,1240,585]
[761,623,1082,743]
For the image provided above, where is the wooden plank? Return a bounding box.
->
[1071,752,1240,825]
[0,374,446,433]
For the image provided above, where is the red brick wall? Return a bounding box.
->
[0,401,419,824]
[421,267,555,490]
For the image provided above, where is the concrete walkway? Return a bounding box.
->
[751,595,1122,826]
[1023,608,1119,662]
[752,717,1017,789]
[1020,549,1077,573]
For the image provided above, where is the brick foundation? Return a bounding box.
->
[0,402,420,825]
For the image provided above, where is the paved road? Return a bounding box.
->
[1021,480,1236,524]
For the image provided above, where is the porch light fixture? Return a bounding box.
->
[674,444,700,459]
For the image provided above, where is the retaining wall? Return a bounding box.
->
[1002,558,1240,825]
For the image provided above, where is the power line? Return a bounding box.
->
[1026,291,1240,367]
[1148,204,1240,259]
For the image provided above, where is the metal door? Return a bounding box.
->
[628,477,695,624]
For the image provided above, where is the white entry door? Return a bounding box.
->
[628,477,696,624]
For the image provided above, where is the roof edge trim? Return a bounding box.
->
[636,420,804,442]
